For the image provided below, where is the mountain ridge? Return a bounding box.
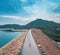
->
[0,19,60,41]
[0,19,60,29]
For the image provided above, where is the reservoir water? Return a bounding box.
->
[0,30,23,48]
[57,42,60,44]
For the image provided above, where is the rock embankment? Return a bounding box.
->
[31,29,60,55]
[0,31,28,55]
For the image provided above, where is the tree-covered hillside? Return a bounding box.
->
[0,19,60,41]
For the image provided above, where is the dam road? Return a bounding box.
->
[19,30,42,55]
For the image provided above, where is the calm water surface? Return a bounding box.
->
[0,30,23,48]
[57,42,60,44]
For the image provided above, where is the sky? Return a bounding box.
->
[0,0,60,25]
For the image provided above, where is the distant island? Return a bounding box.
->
[0,19,60,41]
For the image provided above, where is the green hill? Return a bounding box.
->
[25,19,60,29]
[0,24,21,28]
[25,19,60,41]
[0,19,60,41]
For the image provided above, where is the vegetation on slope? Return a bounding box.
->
[0,19,60,41]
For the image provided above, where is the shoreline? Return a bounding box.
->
[0,32,24,49]
[0,29,28,48]
[0,30,28,55]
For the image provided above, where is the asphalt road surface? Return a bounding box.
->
[20,30,41,55]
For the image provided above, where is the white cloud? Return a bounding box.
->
[23,1,60,23]
[0,15,21,19]
[0,15,36,23]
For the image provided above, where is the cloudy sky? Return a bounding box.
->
[0,0,60,25]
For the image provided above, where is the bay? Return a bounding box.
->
[0,30,23,48]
